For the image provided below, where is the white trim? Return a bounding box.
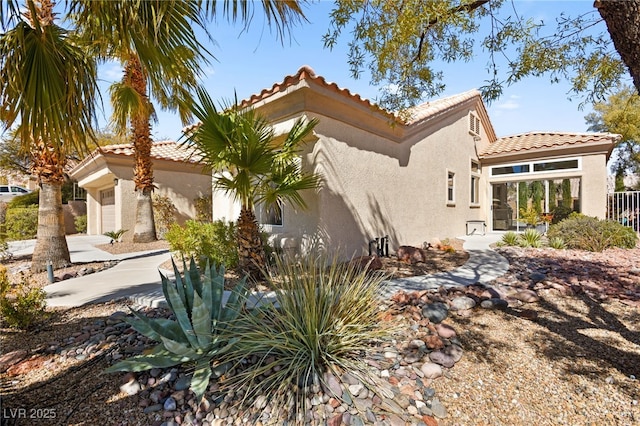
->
[446,169,456,206]
[489,156,582,178]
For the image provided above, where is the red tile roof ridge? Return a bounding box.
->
[239,65,388,116]
[406,89,482,124]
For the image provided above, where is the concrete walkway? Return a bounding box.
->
[7,235,171,308]
[380,233,509,298]
[11,233,509,308]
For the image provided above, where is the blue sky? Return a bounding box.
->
[97,0,628,142]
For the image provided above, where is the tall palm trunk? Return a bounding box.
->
[31,142,70,272]
[126,55,157,243]
[237,205,266,278]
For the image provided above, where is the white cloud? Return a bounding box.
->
[496,95,521,110]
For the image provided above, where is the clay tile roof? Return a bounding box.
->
[99,140,202,164]
[406,89,482,125]
[480,131,620,158]
[238,65,391,116]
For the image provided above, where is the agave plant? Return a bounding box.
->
[105,258,248,401]
[500,231,520,247]
[519,228,543,248]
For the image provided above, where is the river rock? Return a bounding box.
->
[422,302,449,323]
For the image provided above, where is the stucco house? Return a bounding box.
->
[210,66,619,258]
[69,141,210,239]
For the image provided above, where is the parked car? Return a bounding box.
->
[0,185,31,202]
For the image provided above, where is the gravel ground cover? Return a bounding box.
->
[1,241,638,425]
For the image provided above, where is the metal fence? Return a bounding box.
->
[607,191,640,233]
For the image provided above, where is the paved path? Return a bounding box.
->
[14,233,508,308]
[380,233,510,298]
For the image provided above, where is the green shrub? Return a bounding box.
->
[519,228,543,248]
[153,194,178,239]
[0,266,48,330]
[4,206,38,240]
[500,231,520,246]
[106,258,249,401]
[548,215,638,252]
[218,253,392,420]
[550,204,574,224]
[165,220,238,268]
[74,215,87,233]
[7,190,39,208]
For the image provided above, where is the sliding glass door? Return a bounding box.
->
[491,178,581,231]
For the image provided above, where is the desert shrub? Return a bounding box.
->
[165,220,238,268]
[4,206,38,240]
[74,215,87,233]
[518,228,543,248]
[548,215,638,252]
[106,259,249,401]
[218,253,392,420]
[0,266,48,329]
[500,231,520,246]
[550,204,574,224]
[153,194,178,239]
[7,190,39,208]
[194,195,213,222]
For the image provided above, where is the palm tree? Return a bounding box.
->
[1,0,99,272]
[183,88,321,277]
[69,0,212,242]
[71,0,307,243]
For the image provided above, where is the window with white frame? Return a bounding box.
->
[447,171,455,205]
[470,160,480,205]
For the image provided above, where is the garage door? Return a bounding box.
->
[100,188,115,233]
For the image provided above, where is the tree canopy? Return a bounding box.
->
[586,85,640,175]
[324,0,639,111]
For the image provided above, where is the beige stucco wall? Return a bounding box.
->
[252,106,488,257]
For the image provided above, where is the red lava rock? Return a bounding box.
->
[423,415,439,426]
[423,335,445,350]
[6,355,48,376]
[0,350,28,373]
[328,413,343,426]
[350,255,382,271]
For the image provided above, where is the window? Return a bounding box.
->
[261,201,283,226]
[491,164,530,176]
[447,171,455,205]
[491,157,581,176]
[0,186,8,193]
[533,159,579,172]
[469,112,481,136]
[470,161,480,205]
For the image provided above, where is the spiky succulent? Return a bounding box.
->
[105,258,248,401]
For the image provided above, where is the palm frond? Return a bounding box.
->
[108,81,155,135]
[0,16,98,157]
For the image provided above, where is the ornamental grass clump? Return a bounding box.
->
[499,231,520,246]
[105,258,248,401]
[219,253,392,422]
